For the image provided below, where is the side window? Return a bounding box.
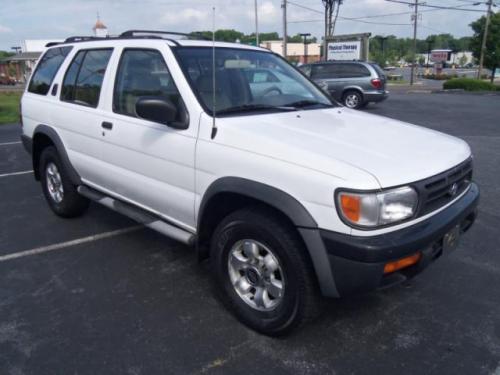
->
[61,49,113,107]
[299,65,311,77]
[345,64,371,78]
[312,64,339,79]
[113,49,186,123]
[28,46,72,95]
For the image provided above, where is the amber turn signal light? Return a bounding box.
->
[383,253,422,274]
[340,194,360,222]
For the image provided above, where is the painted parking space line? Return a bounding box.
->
[0,170,33,178]
[0,141,21,146]
[0,225,144,263]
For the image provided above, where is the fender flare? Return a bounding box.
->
[198,177,317,229]
[198,177,339,297]
[32,124,82,185]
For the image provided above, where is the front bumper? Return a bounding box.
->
[302,183,479,298]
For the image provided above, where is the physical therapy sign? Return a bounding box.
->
[327,41,361,61]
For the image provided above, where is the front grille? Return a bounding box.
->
[414,158,473,216]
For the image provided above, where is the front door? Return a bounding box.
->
[97,47,197,231]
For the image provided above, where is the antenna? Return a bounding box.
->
[211,6,218,139]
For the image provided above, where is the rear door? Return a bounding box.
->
[311,63,343,100]
[50,47,114,186]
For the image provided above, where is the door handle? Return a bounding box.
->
[102,121,113,130]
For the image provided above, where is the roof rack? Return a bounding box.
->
[44,30,209,48]
[119,30,209,41]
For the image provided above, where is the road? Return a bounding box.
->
[0,92,499,375]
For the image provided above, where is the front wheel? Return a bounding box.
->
[210,207,322,335]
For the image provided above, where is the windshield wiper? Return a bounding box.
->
[216,104,297,115]
[285,100,334,109]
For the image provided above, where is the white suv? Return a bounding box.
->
[20,31,479,335]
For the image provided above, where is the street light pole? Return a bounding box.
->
[254,0,259,46]
[300,33,311,64]
[282,0,287,58]
[410,0,419,86]
[478,0,493,79]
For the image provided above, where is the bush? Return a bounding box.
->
[443,78,498,91]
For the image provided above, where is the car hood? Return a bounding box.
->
[217,108,471,188]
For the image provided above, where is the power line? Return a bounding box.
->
[385,0,486,12]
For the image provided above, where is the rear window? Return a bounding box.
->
[28,46,72,95]
[61,48,113,107]
[370,63,386,79]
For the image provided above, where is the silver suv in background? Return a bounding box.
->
[299,61,388,109]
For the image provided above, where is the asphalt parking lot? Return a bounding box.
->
[1,92,499,375]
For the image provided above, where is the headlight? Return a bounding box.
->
[337,186,418,228]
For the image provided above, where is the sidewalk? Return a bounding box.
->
[387,80,443,93]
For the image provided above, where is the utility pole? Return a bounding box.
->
[323,2,328,60]
[410,0,419,86]
[478,0,493,79]
[300,33,311,64]
[322,0,334,61]
[282,0,287,58]
[254,0,259,46]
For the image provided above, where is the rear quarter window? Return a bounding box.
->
[28,46,72,95]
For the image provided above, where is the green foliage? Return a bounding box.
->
[0,92,21,125]
[443,78,498,91]
[369,34,473,64]
[0,50,14,59]
[189,30,315,45]
[469,12,500,72]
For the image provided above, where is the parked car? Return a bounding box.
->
[0,74,16,85]
[299,61,388,109]
[20,31,479,335]
[244,68,305,97]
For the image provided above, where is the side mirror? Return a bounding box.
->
[136,97,187,129]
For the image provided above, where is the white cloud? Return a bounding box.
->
[255,1,279,24]
[161,8,209,27]
[0,25,13,33]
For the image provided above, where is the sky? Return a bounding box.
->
[0,0,490,51]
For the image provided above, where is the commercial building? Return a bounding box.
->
[0,16,108,83]
[260,41,321,64]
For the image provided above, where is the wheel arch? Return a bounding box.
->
[196,177,339,297]
[342,86,364,99]
[32,125,81,185]
[196,177,317,257]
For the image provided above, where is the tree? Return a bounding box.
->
[0,51,14,59]
[469,11,500,82]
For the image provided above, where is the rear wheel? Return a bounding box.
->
[210,207,322,335]
[343,90,364,109]
[39,146,89,218]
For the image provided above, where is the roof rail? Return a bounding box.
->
[64,36,105,43]
[119,30,209,40]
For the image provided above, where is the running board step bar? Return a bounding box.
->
[77,186,195,246]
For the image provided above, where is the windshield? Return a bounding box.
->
[174,47,334,116]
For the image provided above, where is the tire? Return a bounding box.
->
[343,90,364,109]
[39,146,89,218]
[210,207,322,336]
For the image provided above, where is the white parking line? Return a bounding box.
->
[0,225,144,263]
[0,170,33,178]
[0,141,21,146]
